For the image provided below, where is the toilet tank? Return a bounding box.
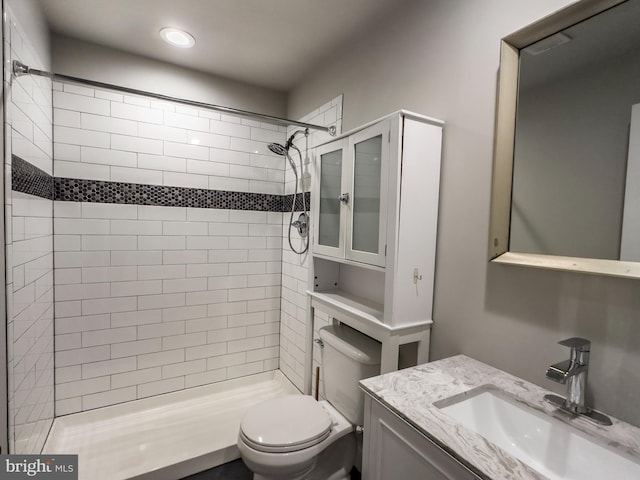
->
[319,324,381,426]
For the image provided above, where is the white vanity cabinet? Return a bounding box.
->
[362,394,481,480]
[305,111,444,393]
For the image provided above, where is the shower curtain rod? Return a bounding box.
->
[12,61,337,136]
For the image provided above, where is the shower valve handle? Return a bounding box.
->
[339,193,350,204]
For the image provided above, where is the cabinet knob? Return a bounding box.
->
[339,193,350,204]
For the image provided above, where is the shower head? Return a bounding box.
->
[267,142,289,156]
[267,129,308,156]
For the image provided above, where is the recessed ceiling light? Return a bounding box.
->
[160,27,195,48]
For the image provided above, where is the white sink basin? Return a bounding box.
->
[437,386,640,480]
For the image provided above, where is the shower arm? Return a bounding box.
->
[12,60,337,137]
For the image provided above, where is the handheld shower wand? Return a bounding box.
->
[267,129,310,255]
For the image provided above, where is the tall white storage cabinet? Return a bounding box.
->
[305,111,444,394]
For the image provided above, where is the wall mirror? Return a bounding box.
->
[489,0,640,278]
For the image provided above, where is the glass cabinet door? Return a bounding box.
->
[352,135,382,254]
[319,148,343,248]
[346,121,390,267]
[313,140,348,258]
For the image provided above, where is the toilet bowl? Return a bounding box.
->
[238,324,381,480]
[237,395,354,480]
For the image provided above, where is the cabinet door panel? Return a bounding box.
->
[346,121,389,267]
[313,140,348,258]
[319,149,343,248]
[352,135,383,254]
[365,397,480,480]
[377,419,450,479]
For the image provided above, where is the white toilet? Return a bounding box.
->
[237,324,381,480]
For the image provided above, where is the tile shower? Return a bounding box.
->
[5,4,342,457]
[51,82,287,415]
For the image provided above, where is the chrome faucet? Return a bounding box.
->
[544,337,611,426]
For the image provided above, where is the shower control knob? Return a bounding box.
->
[338,193,350,204]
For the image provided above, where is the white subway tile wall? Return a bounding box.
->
[53,84,288,195]
[52,82,294,414]
[4,9,55,454]
[278,96,343,392]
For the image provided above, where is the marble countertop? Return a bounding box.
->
[359,355,640,480]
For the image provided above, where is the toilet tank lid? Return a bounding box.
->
[319,325,381,365]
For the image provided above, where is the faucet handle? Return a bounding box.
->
[558,337,590,352]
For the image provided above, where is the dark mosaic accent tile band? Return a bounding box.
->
[283,192,311,212]
[12,155,310,212]
[54,177,285,211]
[11,155,55,200]
[53,177,309,212]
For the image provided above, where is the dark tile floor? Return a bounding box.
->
[181,459,252,480]
[181,460,362,480]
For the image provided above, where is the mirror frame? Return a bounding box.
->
[488,0,640,279]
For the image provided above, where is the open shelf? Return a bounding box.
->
[309,290,383,325]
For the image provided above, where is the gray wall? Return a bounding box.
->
[288,0,640,426]
[51,34,287,118]
[6,0,51,70]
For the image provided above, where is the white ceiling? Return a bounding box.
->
[35,0,402,91]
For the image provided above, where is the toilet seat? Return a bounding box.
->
[240,395,333,453]
[240,429,331,454]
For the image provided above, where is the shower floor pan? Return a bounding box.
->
[43,370,300,480]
